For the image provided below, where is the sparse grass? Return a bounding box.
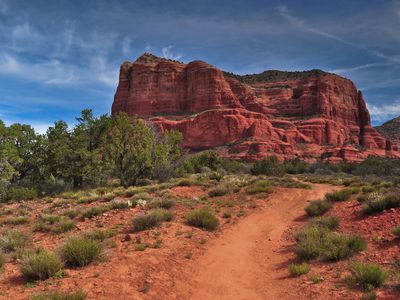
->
[349,262,388,290]
[81,205,109,219]
[392,226,400,238]
[148,198,175,209]
[222,210,232,218]
[63,209,80,219]
[304,200,332,217]
[0,252,6,271]
[0,229,27,253]
[309,216,339,230]
[34,217,75,234]
[245,180,272,195]
[208,186,229,197]
[185,207,219,231]
[82,229,116,242]
[134,243,147,251]
[31,289,86,300]
[39,214,61,224]
[289,262,310,276]
[20,249,63,281]
[109,200,130,210]
[60,237,103,268]
[4,215,30,225]
[325,188,359,202]
[295,225,365,261]
[132,209,173,232]
[363,193,400,214]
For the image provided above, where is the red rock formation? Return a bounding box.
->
[112,53,400,162]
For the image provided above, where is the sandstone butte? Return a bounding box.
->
[112,53,400,162]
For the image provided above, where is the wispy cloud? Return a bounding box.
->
[0,53,75,85]
[368,100,400,122]
[161,46,182,60]
[330,63,390,74]
[276,5,355,46]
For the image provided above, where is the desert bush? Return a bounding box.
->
[109,200,130,210]
[304,200,332,217]
[349,262,388,290]
[0,229,27,252]
[392,226,400,238]
[360,292,377,300]
[179,151,222,174]
[363,192,400,214]
[53,219,75,234]
[250,156,284,176]
[148,198,175,209]
[245,180,272,195]
[63,209,80,219]
[289,262,310,276]
[309,216,339,230]
[31,289,86,300]
[132,209,173,232]
[83,229,116,242]
[4,215,30,225]
[185,207,219,231]
[0,252,5,271]
[284,158,309,174]
[4,187,38,202]
[39,214,61,224]
[295,226,365,261]
[325,188,359,202]
[60,237,103,267]
[81,205,109,219]
[20,249,63,281]
[208,186,229,197]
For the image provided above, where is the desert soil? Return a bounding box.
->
[175,184,337,300]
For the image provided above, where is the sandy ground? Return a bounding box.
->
[175,184,337,300]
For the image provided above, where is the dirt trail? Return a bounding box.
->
[178,184,337,300]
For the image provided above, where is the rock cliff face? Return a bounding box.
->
[375,116,400,147]
[112,53,399,162]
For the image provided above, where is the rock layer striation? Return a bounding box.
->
[112,53,399,161]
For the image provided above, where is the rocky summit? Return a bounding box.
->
[112,53,400,162]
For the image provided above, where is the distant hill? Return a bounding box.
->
[374,116,400,145]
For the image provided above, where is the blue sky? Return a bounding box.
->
[0,0,399,132]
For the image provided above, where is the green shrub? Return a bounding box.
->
[20,249,63,281]
[245,180,272,195]
[132,209,173,232]
[39,214,61,224]
[325,188,359,202]
[109,200,130,210]
[63,209,80,219]
[289,262,310,276]
[295,226,365,261]
[60,237,103,267]
[284,158,309,174]
[185,207,219,231]
[304,200,332,217]
[4,215,30,225]
[53,219,75,234]
[31,289,86,300]
[309,216,339,230]
[179,151,222,174]
[4,187,38,202]
[363,193,400,214]
[0,229,27,253]
[0,252,5,271]
[208,186,229,197]
[148,198,175,209]
[134,243,147,251]
[392,226,400,238]
[81,205,109,219]
[251,156,284,176]
[349,262,388,290]
[83,229,116,242]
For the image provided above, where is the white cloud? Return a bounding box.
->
[161,46,182,60]
[368,100,400,122]
[0,53,76,85]
[122,37,133,56]
[276,5,355,46]
[330,63,390,74]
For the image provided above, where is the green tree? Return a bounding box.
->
[107,113,155,187]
